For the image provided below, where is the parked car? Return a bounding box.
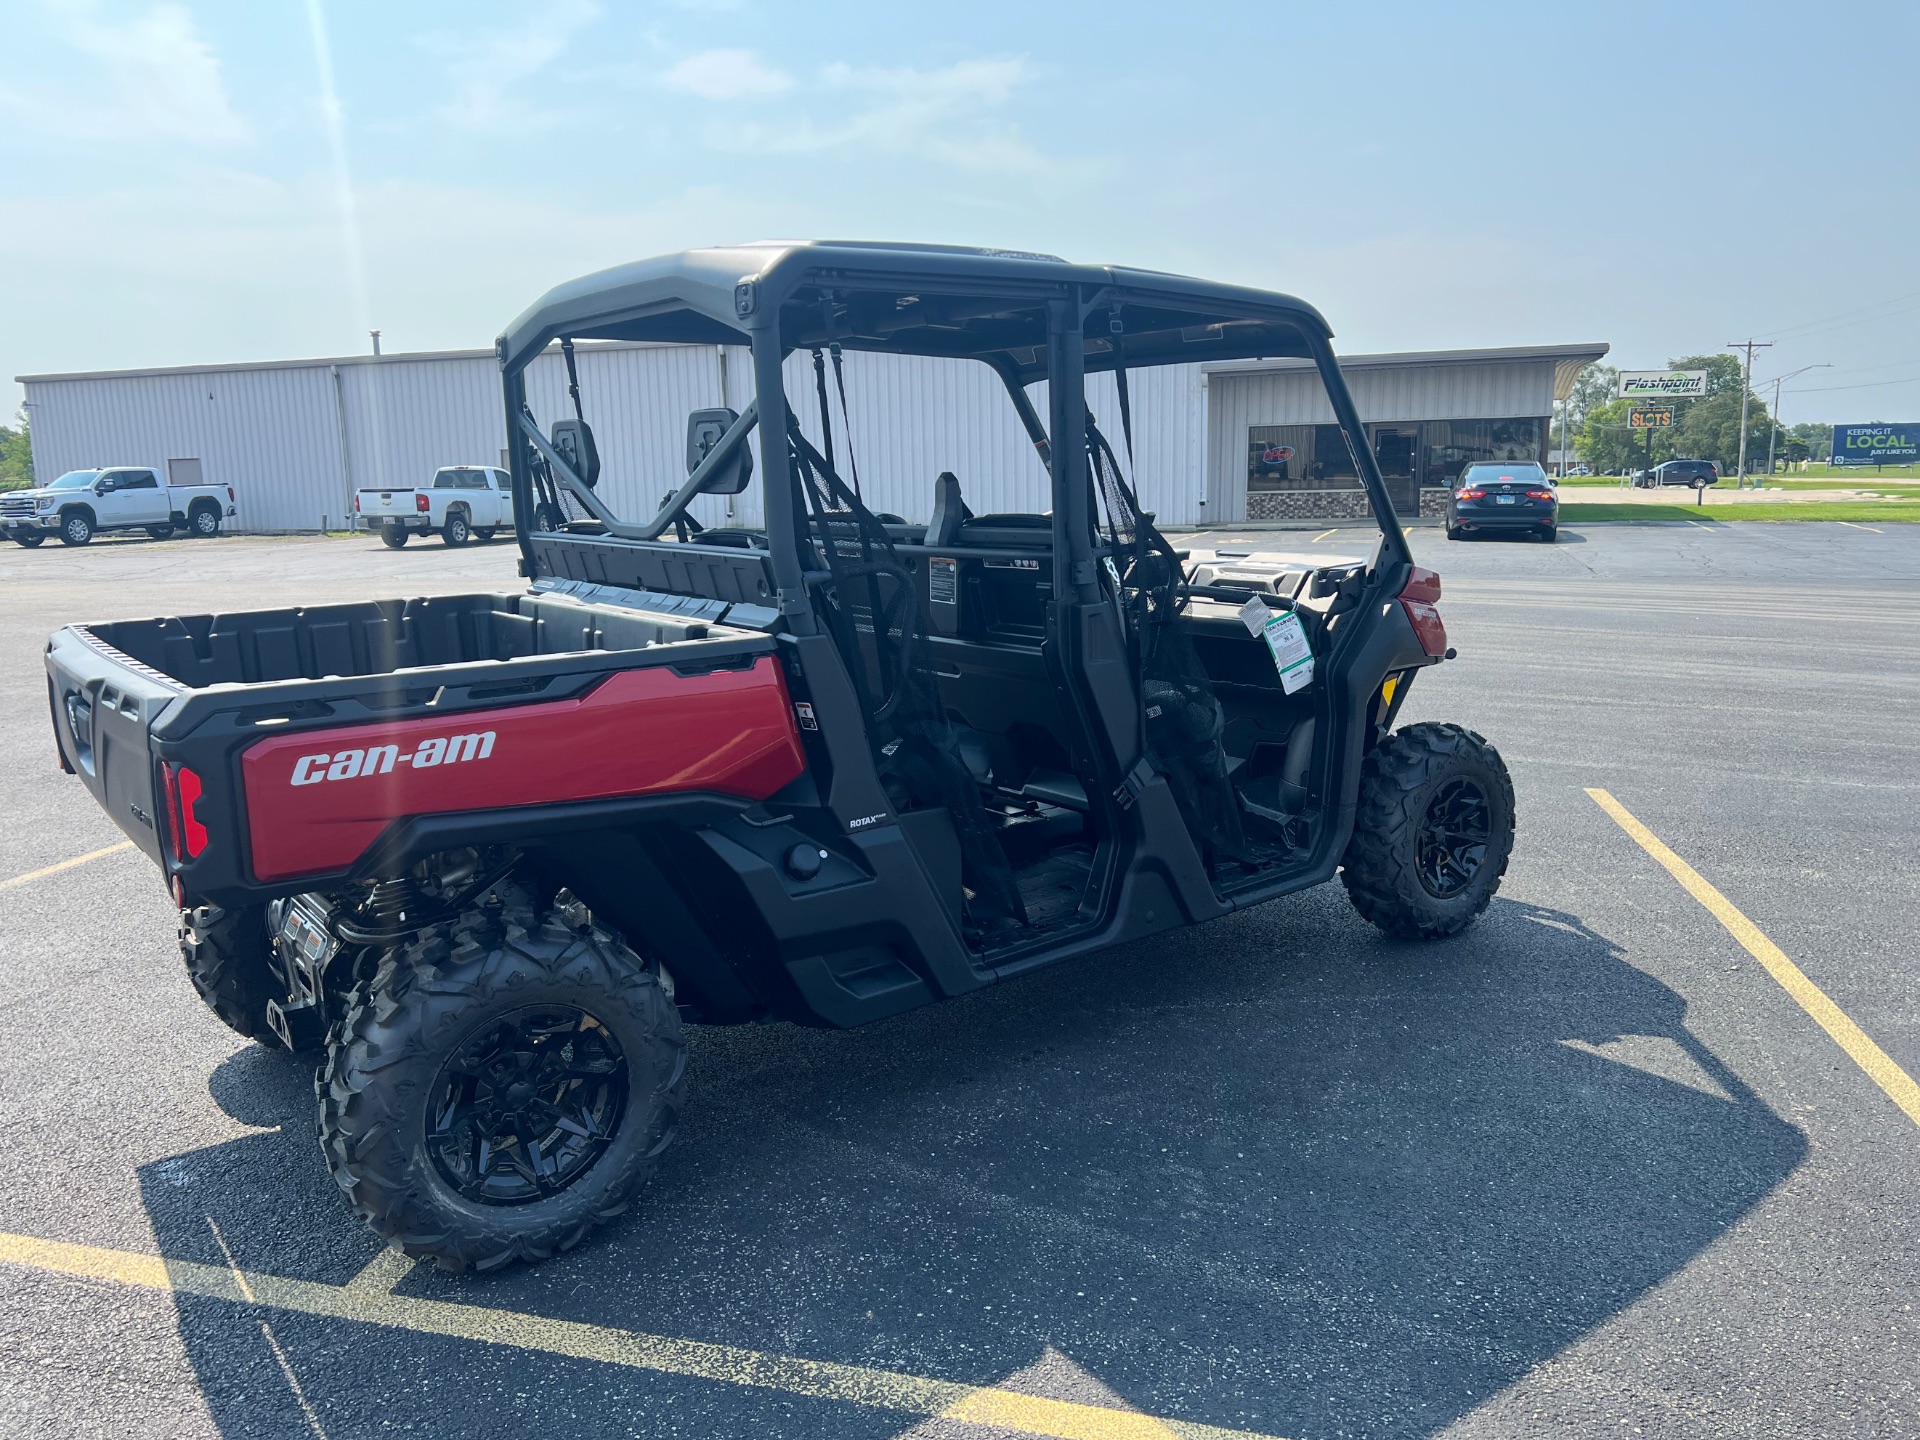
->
[1445,461,1558,542]
[1637,459,1720,489]
[2,466,236,547]
[355,465,514,548]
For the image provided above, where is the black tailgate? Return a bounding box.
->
[45,626,180,866]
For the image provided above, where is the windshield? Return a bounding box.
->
[1460,463,1546,484]
[47,470,102,491]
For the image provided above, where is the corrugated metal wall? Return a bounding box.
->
[25,365,349,533]
[1205,358,1558,521]
[26,345,1556,535]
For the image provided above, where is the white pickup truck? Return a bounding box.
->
[2,466,236,547]
[355,465,514,548]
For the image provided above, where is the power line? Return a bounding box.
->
[1753,289,1920,343]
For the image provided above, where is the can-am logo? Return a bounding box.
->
[289,731,495,785]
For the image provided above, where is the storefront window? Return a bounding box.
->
[1247,425,1316,490]
[1420,419,1545,488]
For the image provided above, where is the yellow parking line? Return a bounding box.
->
[0,1231,1286,1440]
[1310,529,1337,543]
[1587,788,1920,1128]
[1,840,134,890]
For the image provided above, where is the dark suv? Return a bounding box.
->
[1639,459,1720,488]
[1445,461,1557,542]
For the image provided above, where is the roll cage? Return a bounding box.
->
[495,240,1412,609]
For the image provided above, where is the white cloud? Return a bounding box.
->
[0,0,249,147]
[662,48,793,102]
[703,56,1044,173]
[421,0,601,132]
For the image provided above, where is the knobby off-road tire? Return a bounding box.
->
[181,903,282,1043]
[318,883,686,1272]
[1341,722,1515,940]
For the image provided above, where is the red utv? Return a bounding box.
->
[44,242,1514,1270]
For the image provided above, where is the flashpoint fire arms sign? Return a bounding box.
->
[1619,371,1709,399]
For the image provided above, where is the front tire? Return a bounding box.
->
[181,904,283,1043]
[147,524,176,540]
[318,883,685,1272]
[1341,722,1514,939]
[380,524,410,549]
[59,512,93,546]
[472,526,497,543]
[12,533,45,547]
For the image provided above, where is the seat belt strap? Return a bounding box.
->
[810,348,835,479]
[830,343,864,503]
[560,337,585,423]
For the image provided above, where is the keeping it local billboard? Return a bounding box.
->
[1620,370,1709,399]
[1833,424,1919,465]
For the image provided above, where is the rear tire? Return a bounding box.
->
[181,903,282,1044]
[1445,524,1463,540]
[1542,525,1558,542]
[59,512,93,546]
[318,882,685,1272]
[443,510,471,547]
[1341,722,1514,940]
[381,524,410,549]
[189,504,221,538]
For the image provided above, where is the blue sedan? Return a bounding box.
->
[1445,462,1559,542]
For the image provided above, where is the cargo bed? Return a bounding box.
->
[46,590,803,903]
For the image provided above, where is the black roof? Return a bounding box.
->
[499,241,1332,382]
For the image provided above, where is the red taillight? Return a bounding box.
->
[1525,489,1554,500]
[353,494,361,512]
[414,493,430,513]
[1399,567,1448,657]
[161,762,209,859]
[227,486,235,502]
[1456,488,1485,500]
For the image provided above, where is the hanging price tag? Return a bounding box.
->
[1237,595,1314,693]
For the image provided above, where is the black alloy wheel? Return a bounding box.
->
[426,1005,628,1206]
[1414,777,1492,898]
[1341,721,1515,939]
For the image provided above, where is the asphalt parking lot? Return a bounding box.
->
[2,520,1917,1439]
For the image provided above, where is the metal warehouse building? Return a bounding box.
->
[18,339,1605,533]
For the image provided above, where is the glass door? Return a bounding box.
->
[1369,424,1420,517]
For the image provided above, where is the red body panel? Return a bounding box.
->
[240,656,805,882]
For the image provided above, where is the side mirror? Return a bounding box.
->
[549,418,600,489]
[686,408,752,495]
[95,478,116,494]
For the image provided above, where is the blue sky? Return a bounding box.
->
[3,0,1916,423]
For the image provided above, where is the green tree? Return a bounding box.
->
[1788,422,1832,463]
[0,409,31,490]
[1577,396,1679,474]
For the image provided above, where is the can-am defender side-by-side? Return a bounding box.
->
[44,243,1514,1270]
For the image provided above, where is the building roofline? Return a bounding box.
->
[1202,342,1610,376]
[15,338,660,386]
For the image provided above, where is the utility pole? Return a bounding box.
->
[1727,339,1772,487]
[1762,363,1832,476]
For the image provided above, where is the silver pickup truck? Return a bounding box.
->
[3,466,236,547]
